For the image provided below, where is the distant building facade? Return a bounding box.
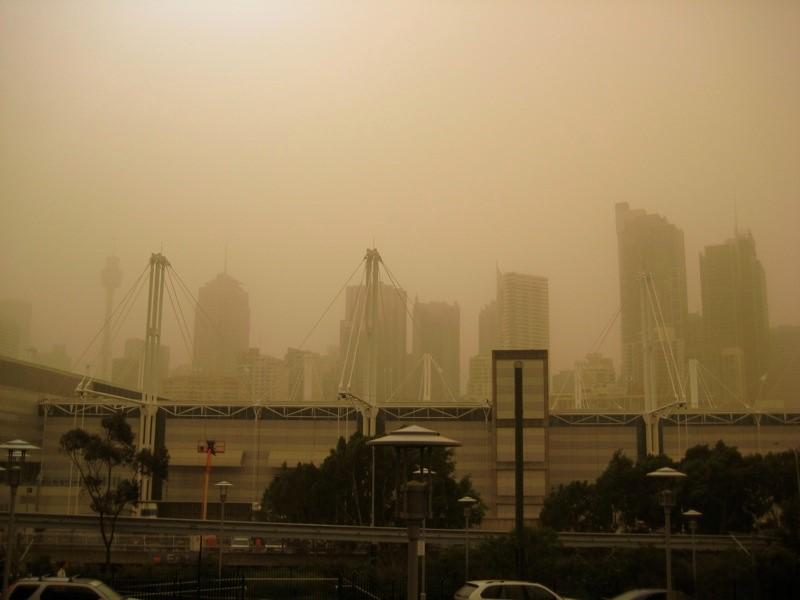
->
[615,202,689,406]
[497,269,549,350]
[412,299,460,400]
[193,272,250,376]
[700,232,769,406]
[767,326,800,411]
[112,338,170,390]
[0,299,32,359]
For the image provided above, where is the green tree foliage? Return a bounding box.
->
[542,441,800,539]
[59,411,169,570]
[539,481,602,531]
[260,432,484,528]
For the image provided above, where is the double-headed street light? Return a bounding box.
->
[647,467,686,600]
[214,481,233,581]
[457,496,478,582]
[1,439,39,600]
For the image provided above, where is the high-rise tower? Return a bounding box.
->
[193,272,250,376]
[700,231,769,405]
[412,299,461,399]
[615,202,689,406]
[100,255,122,379]
[496,269,549,349]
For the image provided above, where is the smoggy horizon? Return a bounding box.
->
[2,2,798,389]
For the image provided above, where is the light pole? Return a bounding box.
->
[367,425,461,600]
[682,509,702,599]
[457,496,477,582]
[647,467,686,600]
[214,481,232,582]
[1,439,39,600]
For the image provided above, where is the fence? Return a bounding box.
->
[110,565,408,600]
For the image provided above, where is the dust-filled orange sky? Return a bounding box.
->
[1,1,798,388]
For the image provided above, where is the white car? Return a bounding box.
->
[454,580,576,600]
[7,577,139,600]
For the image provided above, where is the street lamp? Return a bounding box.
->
[682,509,702,599]
[647,467,686,600]
[214,481,233,581]
[1,439,39,600]
[367,425,461,600]
[457,496,478,581]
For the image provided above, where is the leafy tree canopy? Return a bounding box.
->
[541,441,800,539]
[261,432,484,528]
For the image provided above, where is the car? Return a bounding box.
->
[454,580,576,600]
[7,577,140,600]
[230,536,251,551]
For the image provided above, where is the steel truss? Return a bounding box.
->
[39,397,800,427]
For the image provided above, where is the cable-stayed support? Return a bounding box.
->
[72,263,149,374]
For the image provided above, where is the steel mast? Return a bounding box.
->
[138,252,169,504]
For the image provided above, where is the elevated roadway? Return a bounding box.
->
[2,513,769,552]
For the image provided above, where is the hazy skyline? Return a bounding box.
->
[2,2,798,386]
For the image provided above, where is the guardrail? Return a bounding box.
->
[1,512,770,551]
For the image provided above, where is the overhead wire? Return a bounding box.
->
[72,262,149,372]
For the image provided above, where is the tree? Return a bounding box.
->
[260,432,485,528]
[60,411,169,570]
[540,481,603,532]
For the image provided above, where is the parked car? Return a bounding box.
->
[230,536,251,551]
[454,580,577,600]
[7,577,140,600]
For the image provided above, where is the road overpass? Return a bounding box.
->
[3,513,769,553]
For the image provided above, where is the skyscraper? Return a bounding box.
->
[193,272,250,376]
[478,301,499,355]
[412,299,460,400]
[615,202,689,405]
[496,269,549,349]
[700,231,769,405]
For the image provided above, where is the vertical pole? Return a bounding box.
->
[665,504,672,600]
[407,523,420,600]
[2,483,17,600]
[201,450,212,520]
[218,498,225,580]
[514,361,525,580]
[464,510,470,582]
[690,524,697,600]
[371,446,376,527]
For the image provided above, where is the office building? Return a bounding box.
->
[615,203,689,406]
[412,299,460,400]
[193,272,250,376]
[700,232,769,405]
[112,338,170,390]
[497,269,549,349]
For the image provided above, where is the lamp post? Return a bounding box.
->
[1,439,39,600]
[646,467,686,600]
[682,509,702,599]
[367,425,461,600]
[457,496,477,582]
[214,481,232,582]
